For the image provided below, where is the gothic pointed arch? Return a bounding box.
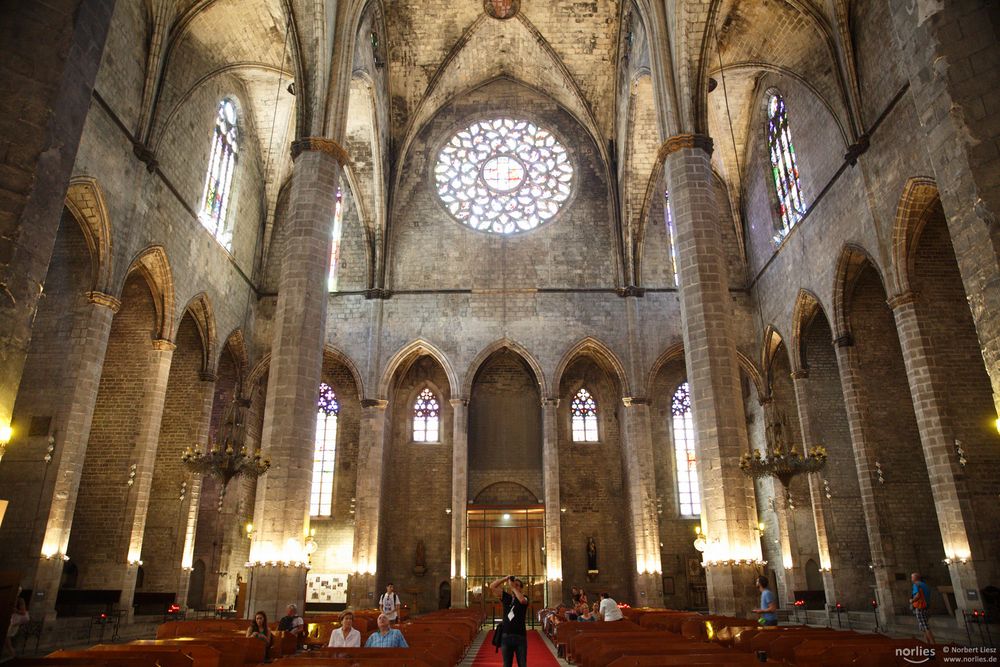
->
[832,243,883,341]
[790,289,827,372]
[64,176,114,293]
[379,339,458,399]
[180,292,217,375]
[124,245,175,342]
[462,338,547,398]
[553,337,630,397]
[891,177,940,296]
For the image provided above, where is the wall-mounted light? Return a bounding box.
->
[245,522,254,539]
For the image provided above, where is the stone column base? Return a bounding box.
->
[546,579,563,608]
[247,564,307,622]
[449,576,467,608]
[632,571,663,608]
[705,565,760,619]
[347,572,377,610]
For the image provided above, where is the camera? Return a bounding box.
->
[508,576,515,581]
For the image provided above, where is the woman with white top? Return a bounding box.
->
[328,610,361,647]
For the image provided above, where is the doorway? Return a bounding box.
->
[466,507,546,616]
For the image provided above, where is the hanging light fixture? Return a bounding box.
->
[182,396,270,507]
[740,407,826,501]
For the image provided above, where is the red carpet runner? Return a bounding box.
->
[471,630,561,666]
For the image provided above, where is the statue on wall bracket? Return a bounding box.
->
[485,0,520,20]
[587,536,599,581]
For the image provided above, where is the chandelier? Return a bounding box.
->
[182,396,270,506]
[739,407,826,495]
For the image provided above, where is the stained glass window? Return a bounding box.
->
[412,388,440,442]
[767,94,806,240]
[571,388,599,442]
[328,188,344,292]
[311,382,339,516]
[435,118,573,234]
[199,98,239,249]
[665,190,679,286]
[671,382,700,516]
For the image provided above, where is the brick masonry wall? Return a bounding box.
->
[67,274,157,588]
[801,312,873,609]
[912,208,1000,569]
[556,358,631,604]
[468,351,543,488]
[849,265,949,587]
[379,356,453,615]
[0,209,93,575]
[140,315,205,593]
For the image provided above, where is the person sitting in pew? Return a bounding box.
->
[365,613,409,648]
[329,610,361,647]
[278,603,305,637]
[246,610,274,660]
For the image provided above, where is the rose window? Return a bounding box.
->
[435,118,573,234]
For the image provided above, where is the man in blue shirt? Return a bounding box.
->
[752,576,779,626]
[364,613,409,648]
[911,572,935,644]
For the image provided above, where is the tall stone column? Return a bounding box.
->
[833,338,905,622]
[889,292,989,612]
[789,370,839,606]
[32,291,118,620]
[449,398,469,608]
[119,338,175,618]
[541,398,563,605]
[888,0,1000,418]
[249,139,343,620]
[176,372,217,610]
[0,1,116,433]
[347,399,388,608]
[662,135,760,616]
[620,397,663,604]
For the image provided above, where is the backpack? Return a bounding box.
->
[913,585,928,610]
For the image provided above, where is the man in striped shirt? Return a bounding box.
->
[364,613,409,648]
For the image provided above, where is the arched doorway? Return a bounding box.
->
[467,349,545,609]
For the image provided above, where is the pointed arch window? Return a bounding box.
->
[328,188,344,291]
[671,382,700,516]
[767,93,806,240]
[311,382,339,516]
[571,388,599,442]
[199,98,239,249]
[412,388,440,442]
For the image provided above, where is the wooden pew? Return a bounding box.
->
[583,641,725,667]
[9,659,151,667]
[607,654,759,666]
[274,657,432,667]
[48,649,193,667]
[91,642,225,667]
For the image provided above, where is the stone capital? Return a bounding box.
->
[616,285,646,298]
[833,333,854,349]
[621,396,651,407]
[86,291,121,312]
[151,338,176,351]
[541,397,560,408]
[657,134,714,161]
[789,369,810,380]
[199,370,218,383]
[290,137,350,165]
[449,397,469,408]
[757,394,774,406]
[360,398,389,410]
[886,291,918,311]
